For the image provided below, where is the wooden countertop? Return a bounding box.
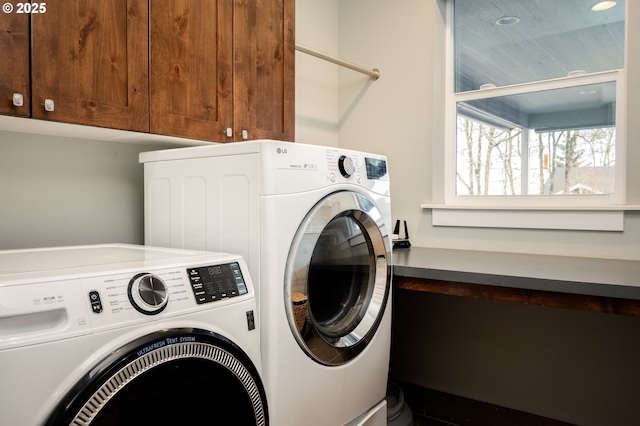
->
[392,247,640,317]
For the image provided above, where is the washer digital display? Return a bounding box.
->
[187,262,248,304]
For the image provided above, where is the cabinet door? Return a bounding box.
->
[0,13,30,117]
[233,0,295,142]
[149,0,234,142]
[31,0,149,131]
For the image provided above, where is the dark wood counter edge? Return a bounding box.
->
[394,276,640,317]
[393,264,640,300]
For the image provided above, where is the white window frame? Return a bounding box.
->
[422,0,638,232]
[447,70,626,207]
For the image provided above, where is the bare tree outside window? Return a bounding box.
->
[456,115,616,196]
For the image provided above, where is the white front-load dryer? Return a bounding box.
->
[0,244,267,425]
[142,141,392,426]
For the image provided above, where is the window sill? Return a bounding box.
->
[421,204,640,231]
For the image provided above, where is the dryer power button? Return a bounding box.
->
[128,273,169,315]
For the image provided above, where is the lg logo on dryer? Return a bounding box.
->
[276,147,288,154]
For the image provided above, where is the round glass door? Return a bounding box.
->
[45,330,268,426]
[284,191,391,366]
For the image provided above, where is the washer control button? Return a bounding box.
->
[88,290,103,314]
[128,273,168,315]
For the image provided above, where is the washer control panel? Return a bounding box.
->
[0,256,254,350]
[86,261,249,322]
[0,246,256,352]
[187,262,248,304]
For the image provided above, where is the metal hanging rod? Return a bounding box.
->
[295,43,380,81]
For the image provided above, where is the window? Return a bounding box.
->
[446,0,626,206]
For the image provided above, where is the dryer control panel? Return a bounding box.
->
[262,141,391,196]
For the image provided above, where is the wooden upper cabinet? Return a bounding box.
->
[0,13,30,117]
[1,0,292,142]
[150,0,295,142]
[149,0,234,141]
[233,0,295,142]
[30,0,149,131]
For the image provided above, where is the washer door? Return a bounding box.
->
[284,190,391,366]
[45,329,268,426]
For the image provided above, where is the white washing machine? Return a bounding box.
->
[0,244,267,425]
[141,141,392,426]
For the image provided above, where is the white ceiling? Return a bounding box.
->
[454,0,625,130]
[455,0,625,91]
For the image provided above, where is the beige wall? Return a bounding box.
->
[294,0,339,147]
[331,2,640,425]
[0,131,148,249]
[337,0,640,260]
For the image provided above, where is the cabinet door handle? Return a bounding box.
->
[241,130,248,140]
[44,99,55,112]
[12,93,24,107]
[226,127,233,137]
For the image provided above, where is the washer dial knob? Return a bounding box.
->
[338,155,356,178]
[128,273,168,315]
